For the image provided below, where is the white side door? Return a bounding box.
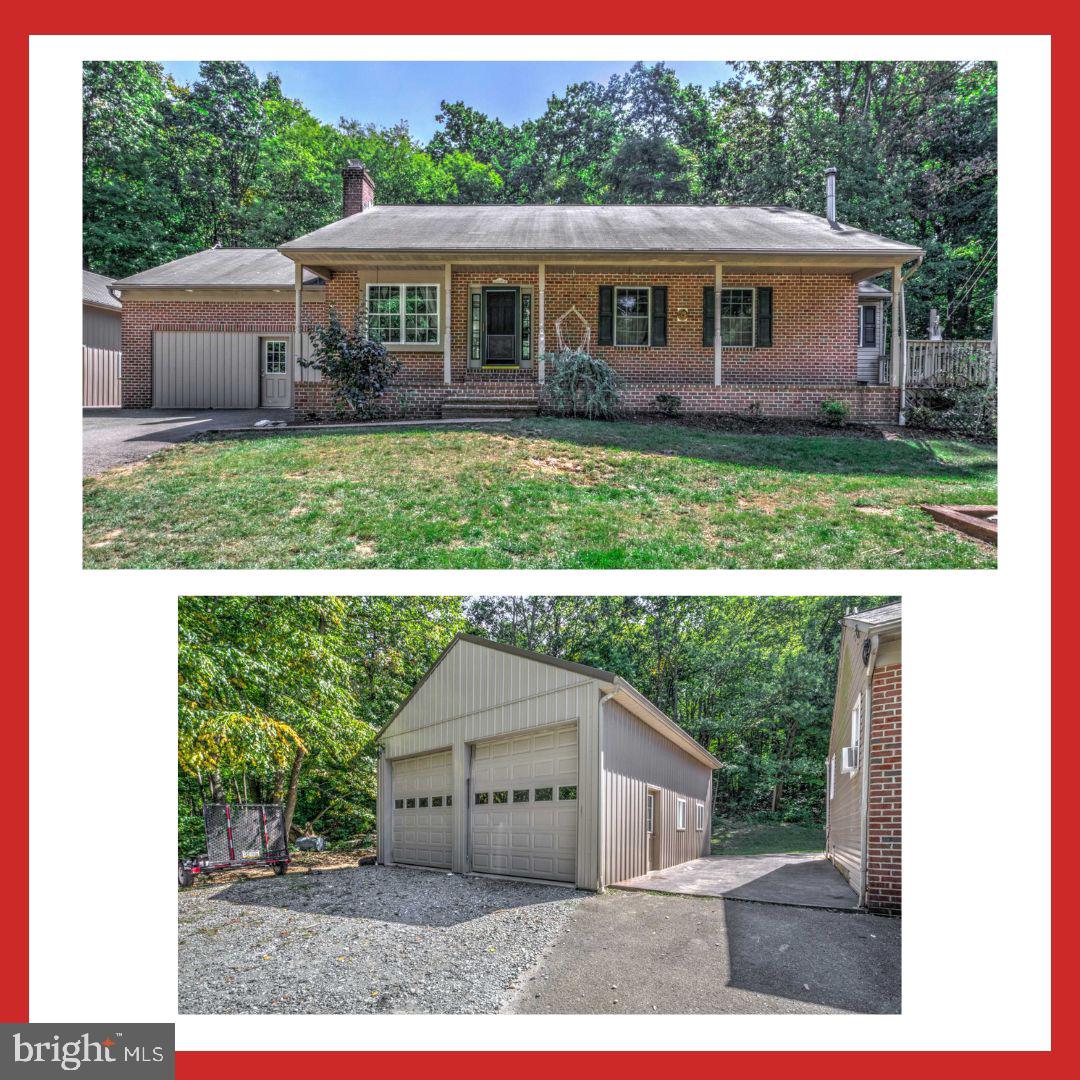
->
[261,338,290,408]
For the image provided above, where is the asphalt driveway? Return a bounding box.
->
[178,864,899,1015]
[83,408,287,476]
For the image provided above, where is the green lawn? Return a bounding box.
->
[83,418,997,569]
[711,819,825,856]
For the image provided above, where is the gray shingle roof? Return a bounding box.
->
[83,270,121,309]
[114,249,323,289]
[280,204,923,258]
[858,279,892,299]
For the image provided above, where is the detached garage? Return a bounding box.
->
[376,634,721,891]
[112,249,325,410]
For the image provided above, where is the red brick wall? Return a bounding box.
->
[866,662,902,914]
[119,298,327,408]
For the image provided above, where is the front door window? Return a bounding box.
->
[484,288,519,364]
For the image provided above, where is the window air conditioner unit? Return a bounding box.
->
[841,745,859,773]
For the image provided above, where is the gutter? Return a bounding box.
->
[858,634,881,906]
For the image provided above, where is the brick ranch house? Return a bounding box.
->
[825,602,901,915]
[113,162,922,422]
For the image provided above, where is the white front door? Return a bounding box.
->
[469,723,578,882]
[261,338,290,408]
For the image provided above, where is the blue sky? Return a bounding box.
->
[162,61,735,142]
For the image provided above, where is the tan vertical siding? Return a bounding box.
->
[599,698,713,885]
[380,639,601,889]
[152,331,259,408]
[83,306,122,350]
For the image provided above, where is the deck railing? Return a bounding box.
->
[906,339,996,387]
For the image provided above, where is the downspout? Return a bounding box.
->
[597,688,618,892]
[858,633,880,906]
[897,255,924,425]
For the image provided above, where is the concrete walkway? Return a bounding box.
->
[82,408,288,476]
[615,853,859,909]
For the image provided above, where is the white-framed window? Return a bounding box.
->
[675,797,687,831]
[721,288,755,346]
[262,338,287,375]
[829,755,836,799]
[852,693,863,751]
[646,792,655,834]
[695,802,705,831]
[365,283,440,345]
[615,286,651,346]
[859,303,878,348]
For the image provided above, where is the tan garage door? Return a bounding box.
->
[153,331,260,408]
[470,723,578,882]
[390,751,453,868]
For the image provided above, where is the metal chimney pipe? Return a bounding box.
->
[825,167,837,224]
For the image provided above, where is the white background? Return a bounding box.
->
[29,35,1049,1050]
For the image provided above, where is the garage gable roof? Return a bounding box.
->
[83,269,121,310]
[114,248,323,289]
[378,633,721,770]
[280,204,923,259]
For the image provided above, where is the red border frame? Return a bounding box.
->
[5,17,1063,1074]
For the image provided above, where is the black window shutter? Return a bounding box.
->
[650,286,668,347]
[598,286,614,346]
[703,286,715,347]
[756,287,773,347]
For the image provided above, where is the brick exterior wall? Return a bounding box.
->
[120,266,899,421]
[119,297,327,408]
[866,662,902,915]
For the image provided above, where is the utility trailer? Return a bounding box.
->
[178,803,290,886]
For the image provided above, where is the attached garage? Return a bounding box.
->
[376,634,721,891]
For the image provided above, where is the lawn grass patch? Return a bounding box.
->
[711,818,825,856]
[84,417,997,569]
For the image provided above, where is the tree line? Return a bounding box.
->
[177,595,893,854]
[86,60,995,337]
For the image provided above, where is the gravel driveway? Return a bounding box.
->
[178,865,585,1014]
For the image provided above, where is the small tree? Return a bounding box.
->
[303,309,401,419]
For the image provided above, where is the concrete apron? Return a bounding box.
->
[613,853,860,911]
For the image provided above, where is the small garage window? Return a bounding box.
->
[696,803,705,831]
[493,790,509,804]
[474,791,488,805]
[406,798,416,809]
[534,787,553,802]
[676,798,687,831]
[558,786,577,801]
[432,796,443,807]
[513,789,530,803]
[446,795,453,807]
[418,797,428,807]
[394,799,404,809]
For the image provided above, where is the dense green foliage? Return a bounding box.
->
[306,311,401,417]
[86,60,995,337]
[541,349,621,419]
[178,595,892,854]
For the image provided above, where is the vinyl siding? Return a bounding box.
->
[599,698,713,886]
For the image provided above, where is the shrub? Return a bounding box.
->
[654,392,683,418]
[820,399,849,427]
[541,349,621,420]
[178,804,205,858]
[907,384,997,438]
[303,309,402,419]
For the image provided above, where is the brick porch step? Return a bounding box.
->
[441,396,539,419]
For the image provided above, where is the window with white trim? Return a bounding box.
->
[615,287,651,346]
[263,338,287,375]
[721,288,755,346]
[365,283,440,345]
[676,797,687,831]
[695,802,705,831]
[859,304,878,348]
[829,755,836,799]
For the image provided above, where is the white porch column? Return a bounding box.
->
[890,263,902,387]
[537,262,546,384]
[293,262,303,403]
[443,262,452,384]
[713,263,723,386]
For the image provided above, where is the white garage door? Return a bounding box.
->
[153,331,260,408]
[470,723,578,883]
[391,751,453,868]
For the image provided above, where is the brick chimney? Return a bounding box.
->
[342,159,375,217]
